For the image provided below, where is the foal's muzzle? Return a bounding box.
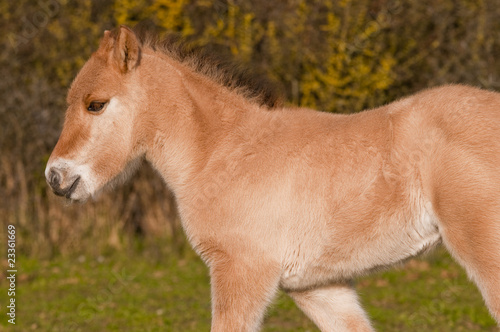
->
[46,168,81,199]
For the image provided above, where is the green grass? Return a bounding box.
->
[0,244,497,331]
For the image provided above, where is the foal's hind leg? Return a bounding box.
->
[437,195,500,323]
[288,284,374,331]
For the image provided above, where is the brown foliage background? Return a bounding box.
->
[1,0,499,257]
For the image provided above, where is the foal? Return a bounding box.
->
[46,26,500,331]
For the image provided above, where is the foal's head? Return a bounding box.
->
[45,26,145,201]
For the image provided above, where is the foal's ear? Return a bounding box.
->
[112,26,141,73]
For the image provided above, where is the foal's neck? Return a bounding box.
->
[140,51,267,194]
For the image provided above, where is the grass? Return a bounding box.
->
[0,242,498,331]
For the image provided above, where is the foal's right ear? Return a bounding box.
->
[106,26,141,73]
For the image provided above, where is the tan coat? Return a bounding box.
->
[46,26,500,331]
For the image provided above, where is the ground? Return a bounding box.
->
[0,244,497,331]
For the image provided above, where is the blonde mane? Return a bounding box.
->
[127,27,284,109]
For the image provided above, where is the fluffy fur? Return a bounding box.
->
[46,26,500,331]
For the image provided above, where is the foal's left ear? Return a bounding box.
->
[113,26,141,73]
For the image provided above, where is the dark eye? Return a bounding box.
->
[87,101,106,113]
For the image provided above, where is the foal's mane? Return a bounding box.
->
[131,27,283,109]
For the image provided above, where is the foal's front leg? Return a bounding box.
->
[288,283,374,332]
[209,257,281,331]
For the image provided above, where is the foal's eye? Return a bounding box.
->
[87,101,106,113]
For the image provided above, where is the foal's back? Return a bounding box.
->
[271,84,500,281]
[278,85,500,329]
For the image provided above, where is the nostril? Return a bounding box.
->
[48,169,61,188]
[46,168,81,198]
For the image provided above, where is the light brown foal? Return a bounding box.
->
[46,26,500,331]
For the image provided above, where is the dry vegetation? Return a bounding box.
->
[1,0,500,257]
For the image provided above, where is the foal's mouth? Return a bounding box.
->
[51,176,81,199]
[65,176,81,199]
